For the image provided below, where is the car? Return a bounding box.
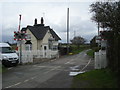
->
[0,43,19,67]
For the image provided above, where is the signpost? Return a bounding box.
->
[14,15,27,64]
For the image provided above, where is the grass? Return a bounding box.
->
[71,68,118,88]
[0,65,7,73]
[86,49,95,58]
[86,47,100,58]
[0,66,2,73]
[70,45,90,55]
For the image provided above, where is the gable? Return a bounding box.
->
[21,25,61,41]
[50,29,61,41]
[27,26,49,40]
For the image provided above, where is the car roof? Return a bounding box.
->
[0,43,10,47]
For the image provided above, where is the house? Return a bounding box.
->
[18,17,61,60]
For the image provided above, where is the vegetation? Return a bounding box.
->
[86,49,95,58]
[90,1,120,31]
[90,1,120,87]
[0,66,2,73]
[70,44,90,55]
[0,65,7,73]
[70,36,86,49]
[72,68,118,88]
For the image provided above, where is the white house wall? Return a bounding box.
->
[20,29,59,51]
[52,41,58,45]
[42,30,52,49]
[37,40,42,50]
[27,29,38,50]
[21,29,38,51]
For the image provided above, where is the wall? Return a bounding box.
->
[27,29,38,50]
[42,30,52,50]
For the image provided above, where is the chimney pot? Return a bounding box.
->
[34,18,37,25]
[41,17,44,24]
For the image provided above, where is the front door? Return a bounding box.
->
[43,45,47,58]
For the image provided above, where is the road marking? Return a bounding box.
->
[65,62,70,64]
[5,66,61,88]
[44,66,61,74]
[51,59,56,62]
[14,82,21,86]
[65,59,74,64]
[5,82,21,88]
[84,53,87,56]
[7,67,13,70]
[37,66,46,68]
[80,59,91,71]
[23,79,29,82]
[31,76,37,79]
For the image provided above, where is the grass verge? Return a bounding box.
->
[86,49,95,58]
[71,68,118,88]
[0,65,7,73]
[70,45,90,55]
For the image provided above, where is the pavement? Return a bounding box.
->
[2,50,94,89]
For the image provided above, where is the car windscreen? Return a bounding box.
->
[0,47,14,53]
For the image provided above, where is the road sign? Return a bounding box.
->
[14,31,27,41]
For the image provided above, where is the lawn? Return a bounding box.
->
[71,68,118,88]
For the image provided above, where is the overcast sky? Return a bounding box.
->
[0,0,99,43]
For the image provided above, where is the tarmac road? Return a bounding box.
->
[2,50,94,88]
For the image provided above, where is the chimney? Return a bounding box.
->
[34,18,37,25]
[41,17,44,24]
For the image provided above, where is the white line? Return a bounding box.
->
[31,76,37,79]
[14,82,21,86]
[37,66,46,68]
[51,59,56,61]
[65,62,70,64]
[5,85,14,88]
[7,67,13,70]
[5,82,21,88]
[23,79,29,82]
[44,66,61,74]
[80,59,91,71]
[65,59,74,64]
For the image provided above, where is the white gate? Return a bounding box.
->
[95,50,107,69]
[17,50,59,64]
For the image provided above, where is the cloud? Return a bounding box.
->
[1,1,98,43]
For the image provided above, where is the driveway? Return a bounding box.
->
[2,50,94,88]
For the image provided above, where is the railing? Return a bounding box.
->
[17,50,59,64]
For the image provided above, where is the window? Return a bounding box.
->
[0,47,14,53]
[25,44,32,51]
[26,34,31,40]
[52,45,58,50]
[48,40,52,49]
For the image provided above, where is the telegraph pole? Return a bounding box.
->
[67,8,69,54]
[18,14,22,64]
[98,22,100,36]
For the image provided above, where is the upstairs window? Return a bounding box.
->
[26,34,31,40]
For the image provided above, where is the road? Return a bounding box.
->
[2,50,94,88]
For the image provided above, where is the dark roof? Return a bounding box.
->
[50,29,61,41]
[21,24,61,41]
